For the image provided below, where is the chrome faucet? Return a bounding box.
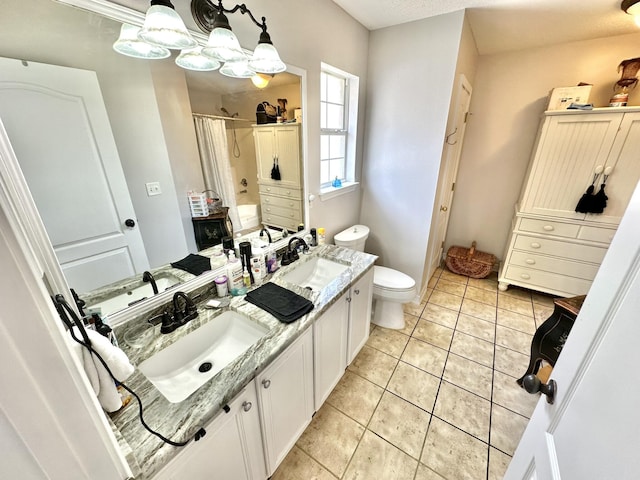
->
[142,271,158,295]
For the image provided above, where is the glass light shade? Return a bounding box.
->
[219,59,255,78]
[248,43,286,74]
[175,47,221,71]
[138,5,197,50]
[251,73,272,88]
[113,24,171,59]
[202,28,246,63]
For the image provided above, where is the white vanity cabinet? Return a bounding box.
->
[255,327,314,476]
[253,124,303,231]
[499,108,640,296]
[314,267,374,409]
[153,383,266,480]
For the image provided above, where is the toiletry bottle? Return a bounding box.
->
[243,268,251,287]
[226,251,244,295]
[317,228,326,245]
[266,245,278,273]
[310,228,317,247]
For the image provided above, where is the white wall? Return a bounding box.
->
[361,11,465,291]
[446,31,640,261]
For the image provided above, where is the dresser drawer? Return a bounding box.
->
[513,234,607,264]
[504,265,592,296]
[518,218,580,238]
[508,251,600,281]
[577,225,616,244]
[259,184,302,199]
[261,194,302,211]
[261,203,301,220]
[262,212,301,231]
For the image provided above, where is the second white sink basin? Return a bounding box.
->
[281,256,350,292]
[138,311,269,403]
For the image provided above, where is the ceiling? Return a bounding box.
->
[330,0,640,55]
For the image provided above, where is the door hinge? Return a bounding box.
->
[451,182,455,191]
[441,241,445,248]
[464,111,469,123]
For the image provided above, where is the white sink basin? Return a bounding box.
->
[138,311,269,403]
[281,256,350,292]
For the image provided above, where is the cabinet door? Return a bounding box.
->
[590,111,640,225]
[520,113,622,219]
[314,294,349,410]
[153,384,266,480]
[254,127,276,184]
[256,328,314,476]
[273,126,301,187]
[347,268,375,364]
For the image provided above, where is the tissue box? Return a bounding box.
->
[547,86,592,111]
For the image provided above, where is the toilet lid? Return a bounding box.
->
[334,225,370,243]
[374,266,415,290]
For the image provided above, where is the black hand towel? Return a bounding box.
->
[245,282,314,323]
[170,254,211,276]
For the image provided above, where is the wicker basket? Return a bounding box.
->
[445,241,496,279]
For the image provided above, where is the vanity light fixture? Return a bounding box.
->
[113,23,171,59]
[138,0,198,50]
[622,0,640,27]
[219,58,255,78]
[251,73,273,89]
[175,46,221,71]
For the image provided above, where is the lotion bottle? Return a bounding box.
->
[226,251,244,295]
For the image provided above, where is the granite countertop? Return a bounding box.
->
[109,244,377,479]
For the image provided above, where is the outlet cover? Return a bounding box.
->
[146,182,162,196]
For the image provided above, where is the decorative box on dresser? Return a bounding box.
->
[499,107,640,297]
[253,123,303,231]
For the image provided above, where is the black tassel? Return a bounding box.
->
[270,159,278,180]
[575,184,596,213]
[591,183,608,214]
[273,159,281,180]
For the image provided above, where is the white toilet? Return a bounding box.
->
[334,225,416,330]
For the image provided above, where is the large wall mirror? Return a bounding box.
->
[0,0,306,319]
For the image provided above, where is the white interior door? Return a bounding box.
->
[0,57,149,293]
[428,75,472,278]
[505,179,640,479]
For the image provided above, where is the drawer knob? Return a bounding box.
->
[525,259,536,265]
[530,242,541,249]
[262,379,271,389]
[242,401,252,412]
[543,225,554,231]
[520,273,531,280]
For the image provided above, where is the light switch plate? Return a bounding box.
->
[146,182,161,196]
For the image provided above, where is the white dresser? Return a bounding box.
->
[253,123,303,231]
[498,107,640,297]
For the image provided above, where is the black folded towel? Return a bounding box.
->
[245,282,314,323]
[170,254,211,276]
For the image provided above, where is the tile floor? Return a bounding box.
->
[271,267,557,480]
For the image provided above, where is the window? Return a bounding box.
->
[320,63,359,197]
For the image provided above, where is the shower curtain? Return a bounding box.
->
[193,116,242,231]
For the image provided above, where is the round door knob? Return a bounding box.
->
[440,205,448,212]
[262,379,271,389]
[242,401,252,412]
[522,374,556,404]
[124,219,135,228]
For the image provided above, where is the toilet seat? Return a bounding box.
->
[373,266,415,291]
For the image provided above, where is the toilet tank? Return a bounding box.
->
[334,225,370,252]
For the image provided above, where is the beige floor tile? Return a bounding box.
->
[369,392,431,459]
[533,303,554,328]
[421,303,459,329]
[491,403,529,456]
[428,290,463,311]
[492,371,539,418]
[497,308,536,335]
[499,286,532,301]
[326,371,384,426]
[443,353,493,400]
[401,338,448,377]
[440,269,470,285]
[271,446,337,480]
[296,404,365,478]
[531,291,555,307]
[404,300,427,317]
[343,430,418,480]
[367,327,410,358]
[494,345,529,378]
[488,447,512,480]
[498,294,534,317]
[456,313,496,343]
[421,417,488,480]
[399,312,419,336]
[347,345,398,388]
[496,325,532,355]
[387,361,441,413]
[415,463,447,480]
[412,320,454,350]
[464,285,498,306]
[433,382,491,441]
[435,278,467,297]
[450,331,495,368]
[427,275,438,289]
[460,297,497,322]
[467,273,499,292]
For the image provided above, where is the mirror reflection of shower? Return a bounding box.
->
[221,107,241,158]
